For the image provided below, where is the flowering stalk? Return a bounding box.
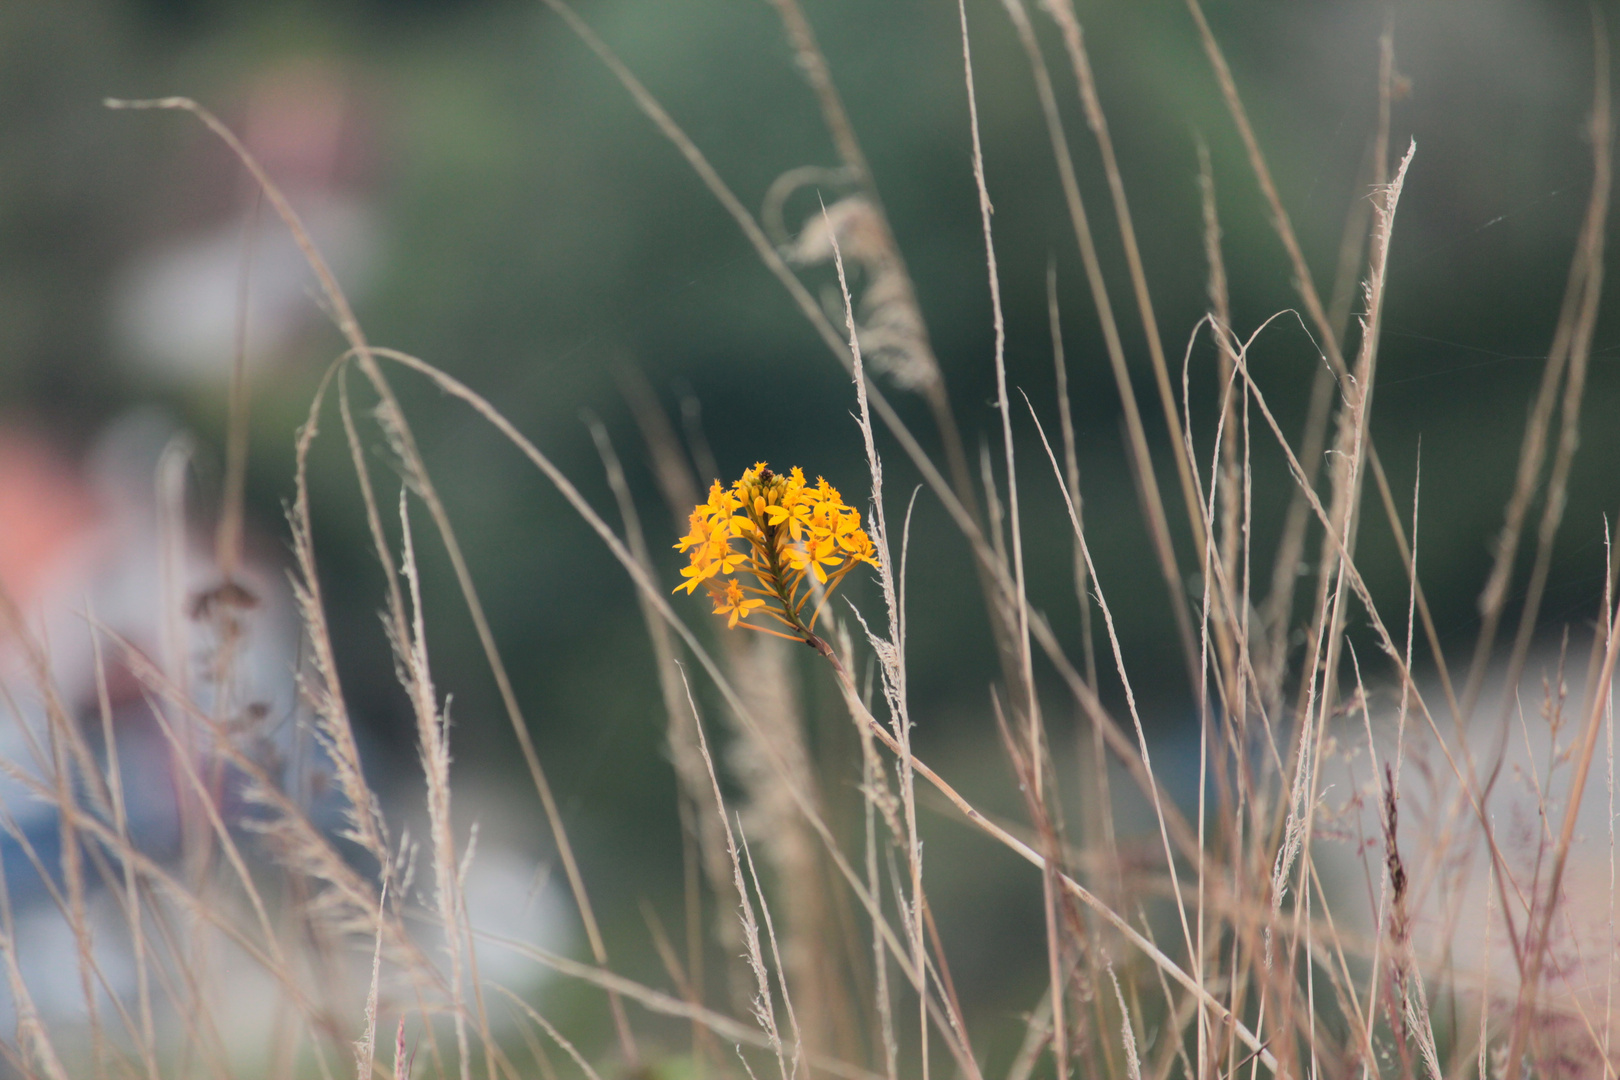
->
[674,463,879,649]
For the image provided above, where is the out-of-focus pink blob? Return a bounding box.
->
[0,427,99,616]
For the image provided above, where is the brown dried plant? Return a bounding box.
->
[0,6,1614,1080]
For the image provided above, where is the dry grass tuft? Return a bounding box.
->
[0,8,1611,1080]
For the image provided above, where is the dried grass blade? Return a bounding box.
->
[1042,0,1210,577]
[995,0,1200,683]
[357,884,388,1080]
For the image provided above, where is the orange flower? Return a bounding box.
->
[712,579,765,628]
[672,461,878,638]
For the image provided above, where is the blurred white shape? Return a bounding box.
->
[114,197,378,383]
[464,839,572,991]
[1318,647,1618,1068]
[111,57,382,385]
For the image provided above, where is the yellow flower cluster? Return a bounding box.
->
[674,462,879,638]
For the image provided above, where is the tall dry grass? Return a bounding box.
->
[0,4,1613,1079]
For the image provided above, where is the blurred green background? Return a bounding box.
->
[2,0,1616,1062]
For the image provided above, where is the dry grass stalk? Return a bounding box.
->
[609,387,852,1051]
[1471,21,1612,734]
[490,983,603,1080]
[761,0,998,689]
[1506,520,1620,1075]
[611,378,751,1005]
[766,41,1035,740]
[392,492,474,1080]
[683,669,797,1080]
[731,634,850,1059]
[1040,0,1214,599]
[29,8,1610,1080]
[763,0,956,426]
[356,884,388,1080]
[110,92,643,1071]
[557,0,1215,894]
[1106,962,1142,1080]
[996,0,1200,683]
[1269,144,1413,1062]
[826,200,935,1080]
[953,12,1078,1080]
[1489,23,1612,740]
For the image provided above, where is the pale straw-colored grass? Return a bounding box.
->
[0,7,1612,1079]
